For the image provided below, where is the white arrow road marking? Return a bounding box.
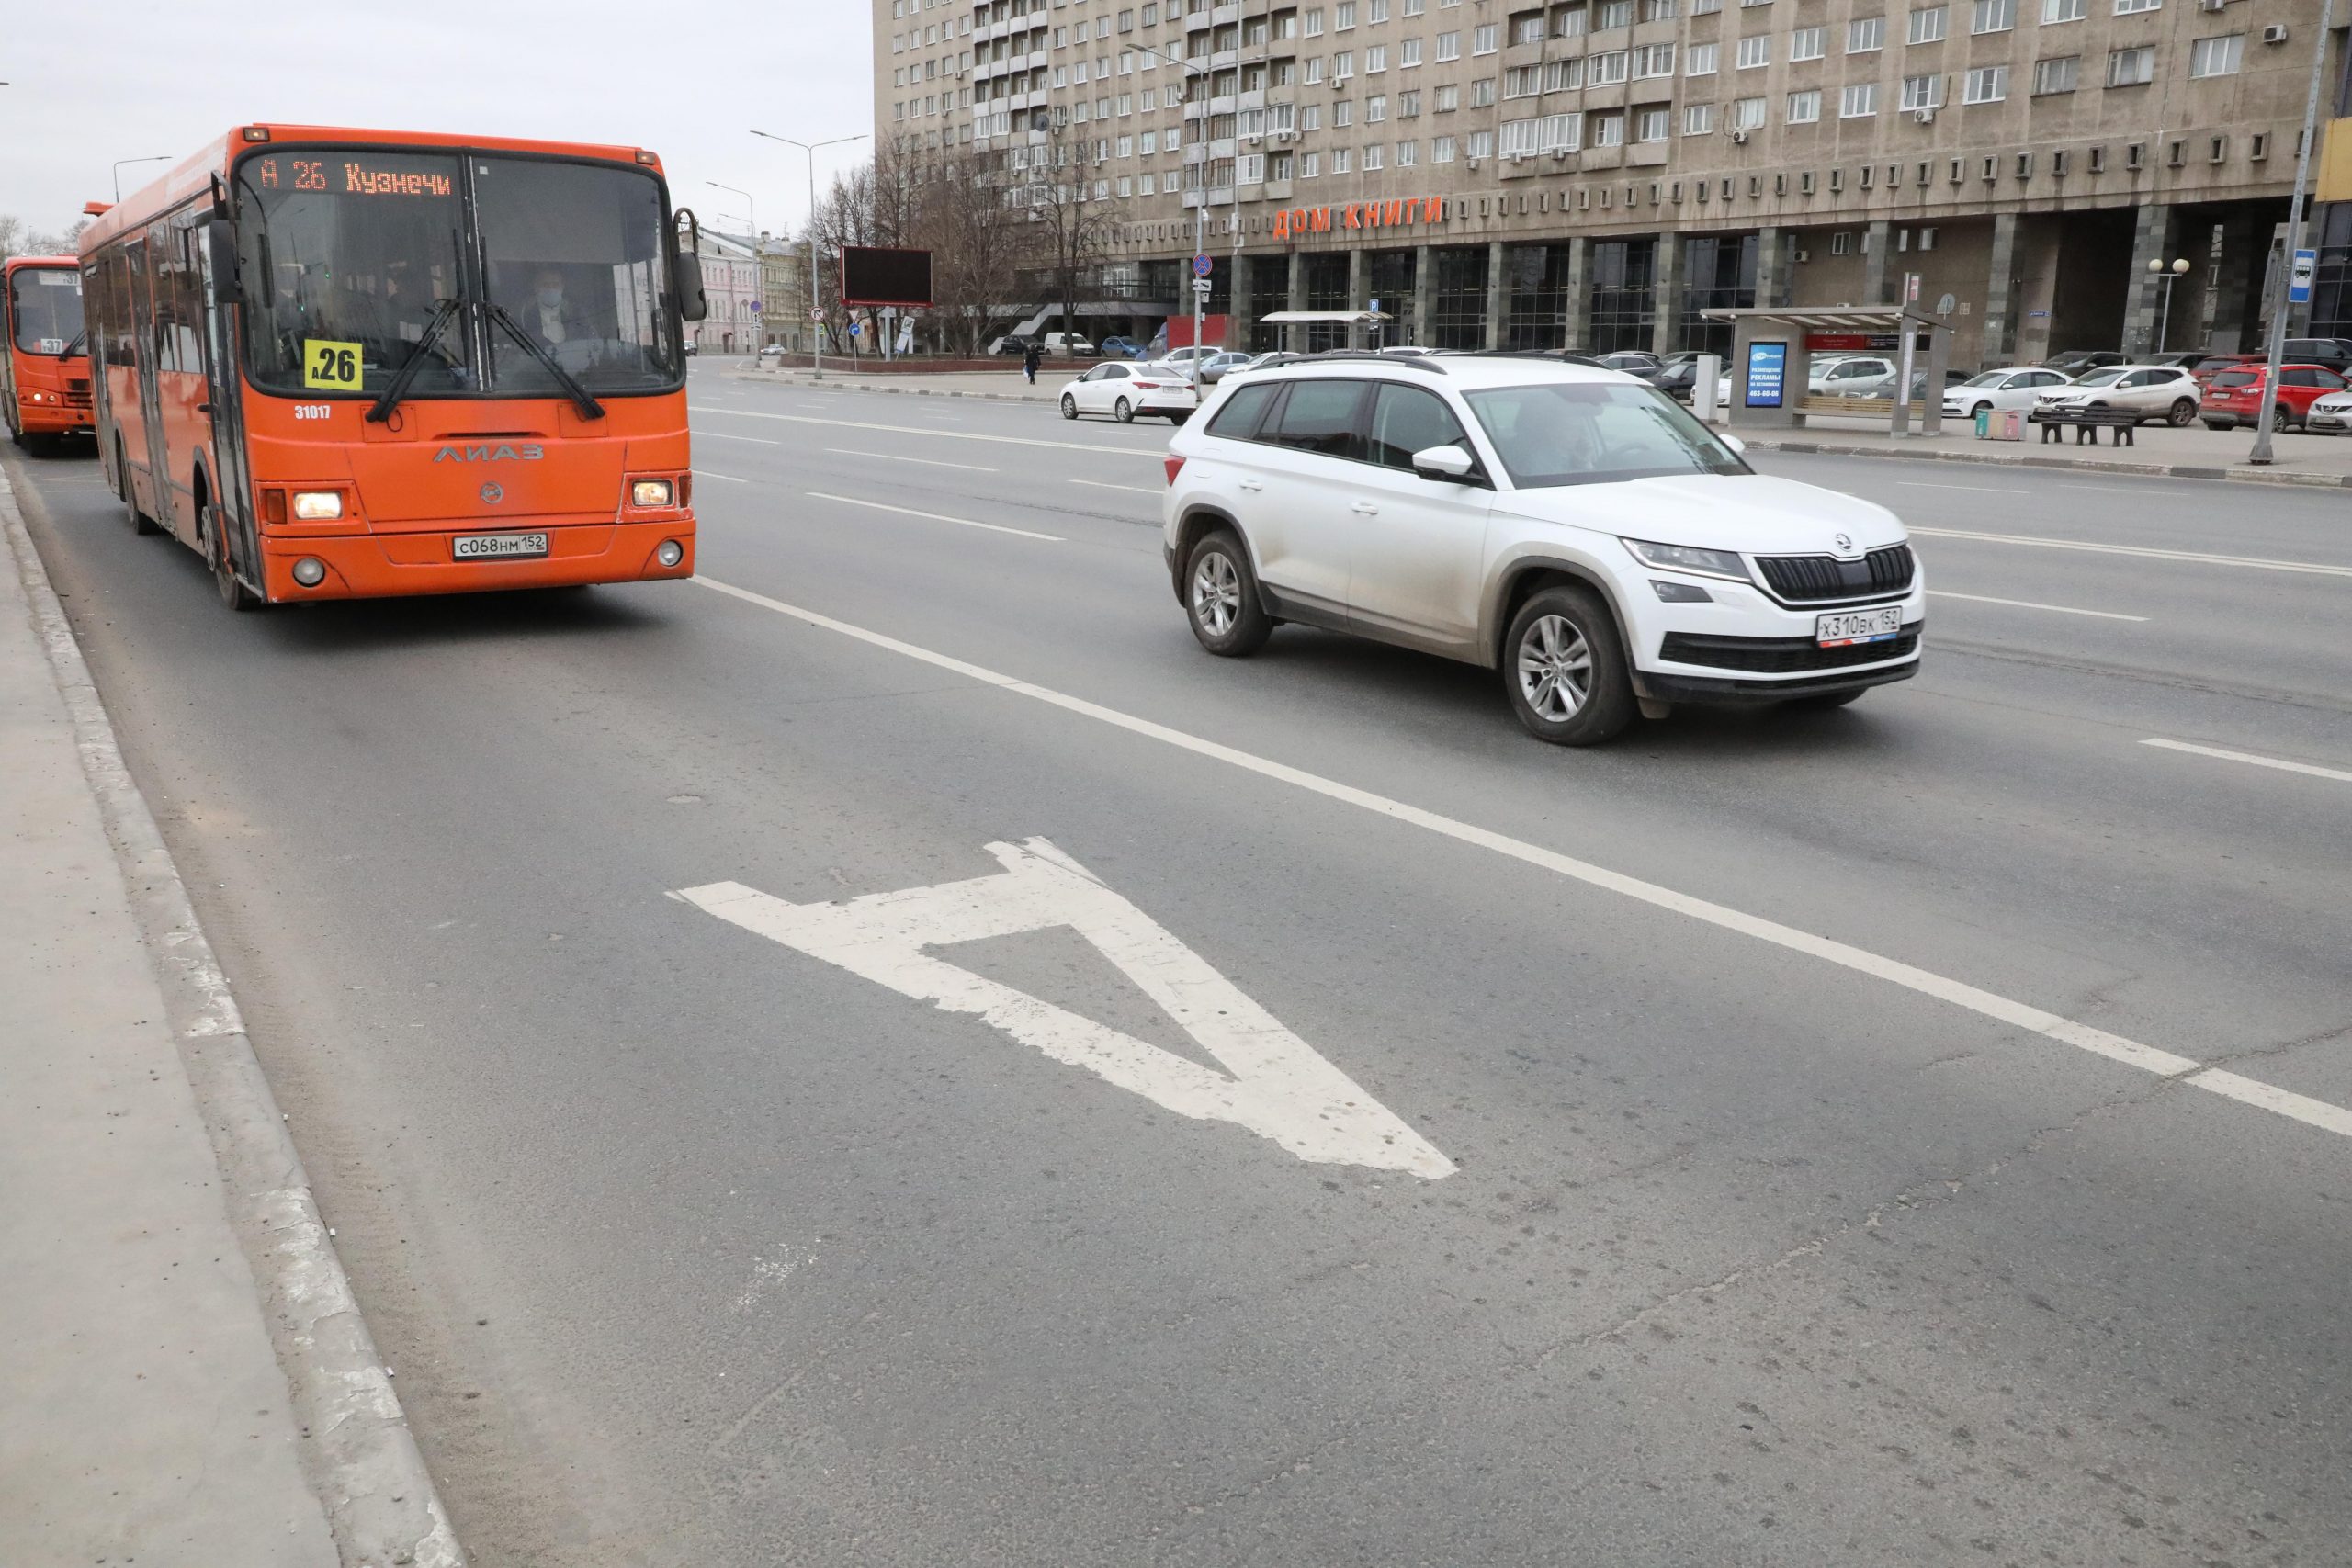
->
[673,838,1453,1179]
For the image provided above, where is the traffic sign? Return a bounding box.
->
[2289,247,2317,306]
[1192,277,1213,295]
[1369,297,1381,314]
[810,308,824,322]
[1191,253,1213,278]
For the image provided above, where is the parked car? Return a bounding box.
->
[2198,363,2350,432]
[2304,387,2352,435]
[1057,360,1197,423]
[988,334,1034,355]
[1837,367,1969,400]
[1098,335,1148,359]
[1161,356,1922,745]
[2280,337,2352,374]
[2188,353,2260,387]
[1038,332,1096,356]
[2140,351,2210,370]
[756,343,786,360]
[1156,344,1222,368]
[1592,350,1666,378]
[2041,349,2125,376]
[2033,365,2203,425]
[682,340,698,355]
[1197,350,1261,384]
[1942,366,2074,421]
[1810,355,1896,396]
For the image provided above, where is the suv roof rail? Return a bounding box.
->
[1434,348,1612,369]
[1286,349,1449,374]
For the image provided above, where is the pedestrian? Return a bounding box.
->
[1023,341,1042,386]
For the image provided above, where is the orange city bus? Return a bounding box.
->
[4,255,94,451]
[78,124,710,609]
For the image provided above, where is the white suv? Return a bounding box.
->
[1160,355,1924,745]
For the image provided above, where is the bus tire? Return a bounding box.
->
[208,506,262,612]
[119,443,159,536]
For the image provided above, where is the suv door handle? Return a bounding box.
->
[1351,501,1379,514]
[1238,479,1262,491]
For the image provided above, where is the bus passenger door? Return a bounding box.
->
[196,220,257,584]
[127,236,172,530]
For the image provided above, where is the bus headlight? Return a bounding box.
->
[291,557,327,587]
[632,479,675,508]
[655,539,684,568]
[290,491,343,520]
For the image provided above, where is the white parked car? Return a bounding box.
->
[1943,366,2072,420]
[2033,365,2202,426]
[2305,389,2352,435]
[1037,332,1095,356]
[1810,355,1894,395]
[1161,357,1923,745]
[1057,361,1198,423]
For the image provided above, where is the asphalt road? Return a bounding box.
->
[11,364,2350,1567]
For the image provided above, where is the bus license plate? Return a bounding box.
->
[1815,606,1903,648]
[453,532,548,561]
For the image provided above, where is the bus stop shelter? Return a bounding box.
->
[1260,310,1395,352]
[1702,305,1954,436]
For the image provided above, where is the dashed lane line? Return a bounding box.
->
[2141,738,2352,784]
[1925,590,2148,622]
[695,406,1163,457]
[1910,525,2352,579]
[825,448,999,471]
[804,491,1063,541]
[691,573,2352,1147]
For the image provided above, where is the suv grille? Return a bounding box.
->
[1755,544,1915,604]
[1660,627,1920,673]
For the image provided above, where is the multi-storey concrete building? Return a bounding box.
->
[876,0,2347,366]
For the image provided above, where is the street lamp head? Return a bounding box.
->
[2147,258,2164,274]
[2171,257,2192,275]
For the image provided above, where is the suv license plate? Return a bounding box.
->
[453,532,548,561]
[1816,606,1903,648]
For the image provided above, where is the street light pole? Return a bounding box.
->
[707,182,758,356]
[2149,256,2190,355]
[2249,0,2335,465]
[112,155,171,204]
[751,130,869,382]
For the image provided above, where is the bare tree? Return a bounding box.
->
[910,151,1028,356]
[1,215,89,258]
[1022,121,1116,353]
[0,216,27,260]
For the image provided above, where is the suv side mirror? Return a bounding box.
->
[674,251,708,322]
[1411,444,1476,482]
[1719,433,1747,454]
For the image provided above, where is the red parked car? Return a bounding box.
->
[2199,363,2350,432]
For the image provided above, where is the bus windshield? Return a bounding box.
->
[9,267,85,355]
[234,149,681,400]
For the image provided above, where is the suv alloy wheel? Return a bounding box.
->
[1502,584,1634,746]
[1184,529,1272,656]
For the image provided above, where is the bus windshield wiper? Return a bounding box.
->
[365,298,464,423]
[62,329,88,358]
[484,302,605,421]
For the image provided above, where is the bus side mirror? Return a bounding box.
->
[674,252,707,322]
[206,221,242,305]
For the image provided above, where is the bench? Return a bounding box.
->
[2030,407,2138,446]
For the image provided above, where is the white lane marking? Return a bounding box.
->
[696,470,751,484]
[806,491,1063,542]
[1910,525,2352,579]
[697,430,784,446]
[825,447,999,471]
[698,406,1163,457]
[1898,481,2030,494]
[1069,479,1163,495]
[675,838,1452,1179]
[1925,590,2149,622]
[692,574,2352,1146]
[2141,738,2352,784]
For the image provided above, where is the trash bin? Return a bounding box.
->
[1975,408,1990,438]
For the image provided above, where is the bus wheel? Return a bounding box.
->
[208,508,262,612]
[119,444,160,536]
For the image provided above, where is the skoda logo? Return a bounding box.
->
[1833,532,1853,552]
[480,482,503,504]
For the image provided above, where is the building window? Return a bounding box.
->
[1367,93,1386,119]
[1962,63,2007,102]
[1332,146,1352,171]
[1634,43,1676,77]
[1900,73,1943,109]
[1366,43,1387,71]
[1432,134,1456,160]
[1736,94,1770,127]
[1847,15,1885,51]
[1401,38,1422,64]
[1363,142,1383,168]
[1635,107,1670,141]
[1593,112,1625,145]
[2106,45,2153,85]
[1591,50,1631,84]
[1470,77,1496,104]
[1790,26,1826,60]
[1472,23,1498,52]
[1684,102,1716,133]
[1597,0,1636,24]
[2031,54,2078,93]
[2041,0,2084,18]
[1513,13,1547,43]
[1909,5,1947,42]
[1435,29,1459,59]
[1435,82,1459,108]
[1396,138,1418,164]
[1786,88,1821,121]
[1840,81,1879,116]
[2111,0,2157,11]
[1970,0,2014,32]
[2188,34,2241,78]
[1737,35,1770,68]
[1687,40,1720,73]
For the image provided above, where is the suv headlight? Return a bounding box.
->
[1621,538,1750,584]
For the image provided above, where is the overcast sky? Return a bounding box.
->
[4,1,873,242]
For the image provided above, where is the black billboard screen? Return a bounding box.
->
[841,246,933,307]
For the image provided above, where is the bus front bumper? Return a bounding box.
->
[258,519,695,601]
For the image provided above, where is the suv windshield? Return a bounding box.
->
[8,266,85,355]
[234,148,681,400]
[1464,382,1747,488]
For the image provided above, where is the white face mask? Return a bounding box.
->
[537,288,563,311]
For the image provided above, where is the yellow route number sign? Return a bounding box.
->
[303,338,363,390]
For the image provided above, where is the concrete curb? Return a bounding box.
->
[723,368,1054,405]
[1733,435,2352,490]
[0,458,465,1568]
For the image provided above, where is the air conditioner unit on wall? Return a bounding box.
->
[1730,129,1748,144]
[1466,156,1482,169]
[2261,23,2289,43]
[1915,108,1934,125]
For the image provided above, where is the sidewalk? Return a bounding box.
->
[1729,413,2352,490]
[0,463,460,1566]
[729,364,1062,402]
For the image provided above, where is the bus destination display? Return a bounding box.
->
[251,156,454,198]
